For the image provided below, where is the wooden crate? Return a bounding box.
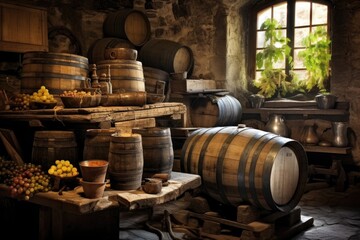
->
[171,79,217,93]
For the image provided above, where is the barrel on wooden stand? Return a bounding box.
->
[96,59,145,93]
[83,128,116,161]
[190,95,242,127]
[133,127,174,178]
[181,126,308,212]
[21,51,89,94]
[108,133,143,190]
[103,9,151,47]
[32,131,78,171]
[138,39,194,75]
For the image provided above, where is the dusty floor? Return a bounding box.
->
[119,183,360,240]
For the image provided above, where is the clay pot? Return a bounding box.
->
[80,179,107,199]
[79,160,109,182]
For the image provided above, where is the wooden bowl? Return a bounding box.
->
[29,101,57,110]
[60,94,101,108]
[146,93,165,104]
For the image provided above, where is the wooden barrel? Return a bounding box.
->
[87,37,135,64]
[97,60,145,93]
[181,126,308,212]
[133,127,174,178]
[108,133,143,190]
[21,51,89,94]
[143,66,169,93]
[32,131,78,171]
[190,95,242,127]
[138,39,194,75]
[83,129,116,161]
[103,9,151,47]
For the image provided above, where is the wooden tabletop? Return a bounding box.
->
[0,171,201,214]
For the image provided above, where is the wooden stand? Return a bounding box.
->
[169,198,314,240]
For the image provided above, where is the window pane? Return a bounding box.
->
[295,1,310,27]
[293,70,308,81]
[273,3,287,27]
[312,3,328,25]
[257,31,266,48]
[294,49,306,68]
[294,27,310,47]
[257,8,272,30]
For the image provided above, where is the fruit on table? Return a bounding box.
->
[48,160,79,178]
[30,85,57,103]
[1,160,52,200]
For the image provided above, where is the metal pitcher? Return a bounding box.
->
[332,122,348,147]
[265,114,290,137]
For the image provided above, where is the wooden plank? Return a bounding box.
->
[171,79,217,93]
[304,145,351,155]
[115,172,201,210]
[115,118,156,129]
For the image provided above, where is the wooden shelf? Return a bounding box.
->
[242,107,349,122]
[303,145,351,155]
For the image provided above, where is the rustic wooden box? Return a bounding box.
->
[171,79,217,93]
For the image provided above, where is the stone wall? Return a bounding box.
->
[1,0,360,166]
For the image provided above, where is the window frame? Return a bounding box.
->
[248,0,333,95]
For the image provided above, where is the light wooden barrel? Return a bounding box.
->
[83,129,116,161]
[133,127,174,178]
[103,9,151,47]
[190,95,242,127]
[32,131,78,171]
[138,39,194,75]
[181,126,308,212]
[97,60,145,93]
[108,133,143,190]
[87,37,135,64]
[21,51,89,94]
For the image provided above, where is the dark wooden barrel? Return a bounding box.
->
[190,95,242,127]
[96,59,145,93]
[32,131,78,171]
[181,126,308,212]
[103,9,151,47]
[133,127,174,178]
[87,37,135,64]
[83,129,116,161]
[108,133,143,190]
[21,51,89,94]
[138,39,194,75]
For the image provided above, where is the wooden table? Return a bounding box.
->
[0,171,201,240]
[304,145,351,192]
[0,102,187,129]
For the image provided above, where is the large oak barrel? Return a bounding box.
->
[103,9,151,47]
[190,95,242,127]
[108,133,143,190]
[21,52,89,94]
[87,37,135,64]
[96,59,145,93]
[138,39,194,75]
[133,127,174,178]
[32,131,78,171]
[181,126,308,212]
[83,129,116,161]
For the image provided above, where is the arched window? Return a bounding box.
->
[248,0,333,98]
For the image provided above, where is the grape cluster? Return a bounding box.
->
[10,93,31,110]
[0,159,17,183]
[60,90,93,97]
[48,160,79,178]
[30,86,57,103]
[1,161,52,200]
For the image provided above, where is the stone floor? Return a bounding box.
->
[119,182,360,240]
